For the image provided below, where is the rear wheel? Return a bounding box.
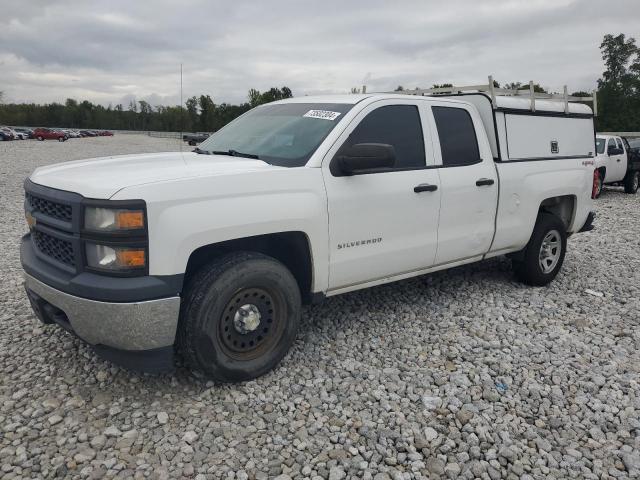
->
[624,171,639,194]
[513,213,567,286]
[178,252,301,382]
[37,136,44,141]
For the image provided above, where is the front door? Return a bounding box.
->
[612,137,627,181]
[323,100,441,291]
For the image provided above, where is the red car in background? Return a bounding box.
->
[98,130,114,136]
[33,128,68,142]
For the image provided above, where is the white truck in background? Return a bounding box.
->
[21,79,596,382]
[594,134,640,196]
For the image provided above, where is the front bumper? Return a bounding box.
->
[24,273,180,372]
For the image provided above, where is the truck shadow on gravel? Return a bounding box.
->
[38,255,523,402]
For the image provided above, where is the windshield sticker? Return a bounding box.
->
[303,110,342,121]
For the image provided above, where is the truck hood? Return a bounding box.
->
[29,151,277,198]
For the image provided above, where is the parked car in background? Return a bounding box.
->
[3,128,16,139]
[33,128,68,142]
[98,130,114,136]
[7,128,28,140]
[64,130,82,138]
[626,137,640,153]
[594,134,640,196]
[0,128,14,141]
[183,132,211,146]
[13,127,35,139]
[79,130,97,137]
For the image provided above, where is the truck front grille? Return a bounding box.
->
[32,230,75,267]
[26,193,72,222]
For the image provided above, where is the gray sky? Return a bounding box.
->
[1,0,638,106]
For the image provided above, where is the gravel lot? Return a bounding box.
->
[1,135,639,480]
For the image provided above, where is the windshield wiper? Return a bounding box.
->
[192,147,211,155]
[211,149,260,160]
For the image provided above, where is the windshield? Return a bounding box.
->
[595,137,606,154]
[628,138,640,149]
[197,102,354,167]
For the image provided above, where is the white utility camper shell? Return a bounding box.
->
[390,77,596,163]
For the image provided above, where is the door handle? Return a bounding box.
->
[617,159,621,162]
[476,178,495,186]
[414,183,438,193]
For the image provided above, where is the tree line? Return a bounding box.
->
[0,87,292,132]
[1,34,639,132]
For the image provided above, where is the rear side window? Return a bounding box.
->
[346,105,426,169]
[432,106,480,166]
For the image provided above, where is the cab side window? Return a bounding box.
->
[342,105,426,169]
[616,138,624,151]
[432,106,481,167]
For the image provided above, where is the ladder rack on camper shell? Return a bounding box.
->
[385,75,598,116]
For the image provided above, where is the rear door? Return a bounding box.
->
[323,99,441,291]
[425,102,498,265]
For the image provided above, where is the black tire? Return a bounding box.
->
[178,252,301,382]
[513,213,567,286]
[624,171,639,194]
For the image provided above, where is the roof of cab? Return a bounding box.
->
[272,93,470,105]
[273,94,371,105]
[273,93,593,115]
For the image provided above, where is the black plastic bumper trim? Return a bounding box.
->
[92,345,175,373]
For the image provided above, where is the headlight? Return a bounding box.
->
[85,243,146,271]
[84,207,145,232]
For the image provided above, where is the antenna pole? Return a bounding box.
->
[180,63,183,152]
[529,81,535,112]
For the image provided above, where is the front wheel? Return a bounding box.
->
[513,213,567,286]
[178,252,301,382]
[624,171,639,194]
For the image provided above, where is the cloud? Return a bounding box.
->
[0,0,638,106]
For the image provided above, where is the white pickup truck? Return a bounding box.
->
[21,91,596,381]
[594,134,640,196]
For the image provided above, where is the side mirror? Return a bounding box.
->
[608,146,623,155]
[336,143,396,175]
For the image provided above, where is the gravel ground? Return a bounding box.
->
[1,135,639,480]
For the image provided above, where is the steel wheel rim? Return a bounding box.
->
[218,287,285,360]
[539,230,561,274]
[634,173,639,191]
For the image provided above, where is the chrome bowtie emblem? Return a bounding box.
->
[25,211,36,229]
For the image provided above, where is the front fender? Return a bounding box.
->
[112,168,329,292]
